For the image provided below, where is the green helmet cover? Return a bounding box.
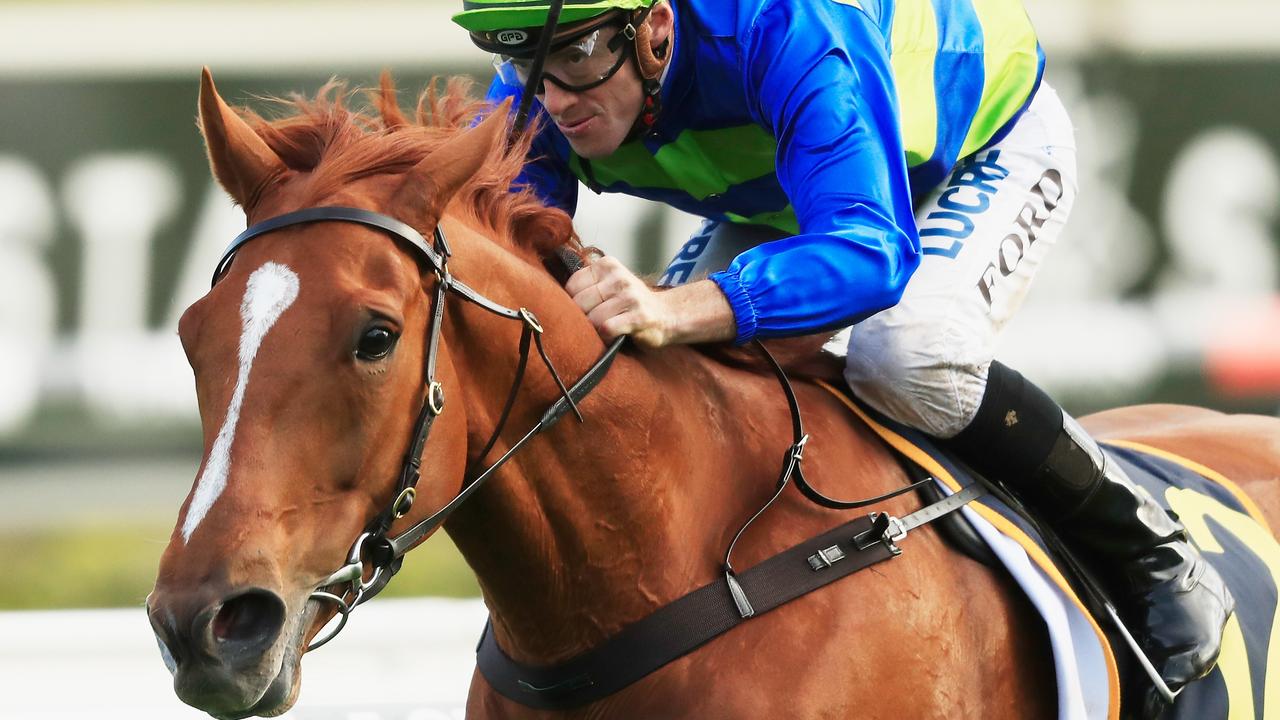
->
[453,0,656,34]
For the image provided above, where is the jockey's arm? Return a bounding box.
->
[707,3,921,345]
[572,3,922,347]
[486,75,736,347]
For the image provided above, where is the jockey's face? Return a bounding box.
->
[536,4,672,159]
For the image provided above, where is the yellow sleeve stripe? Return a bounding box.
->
[962,0,1040,159]
[888,0,940,167]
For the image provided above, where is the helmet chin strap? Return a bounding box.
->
[625,5,669,141]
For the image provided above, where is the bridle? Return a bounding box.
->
[211,205,624,651]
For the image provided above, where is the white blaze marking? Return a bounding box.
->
[182,262,300,543]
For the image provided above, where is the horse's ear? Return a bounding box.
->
[198,67,286,208]
[390,101,511,229]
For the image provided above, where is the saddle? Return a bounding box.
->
[834,389,1278,720]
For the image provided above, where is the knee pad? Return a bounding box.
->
[843,326,989,438]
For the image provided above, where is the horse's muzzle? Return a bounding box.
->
[147,587,294,717]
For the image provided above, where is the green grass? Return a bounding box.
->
[0,522,479,610]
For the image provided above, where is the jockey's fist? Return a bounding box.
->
[567,256,670,347]
[565,256,738,348]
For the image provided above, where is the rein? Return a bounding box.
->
[512,0,566,135]
[211,206,624,651]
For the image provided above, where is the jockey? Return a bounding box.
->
[453,0,1233,708]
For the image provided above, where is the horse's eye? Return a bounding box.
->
[356,326,399,361]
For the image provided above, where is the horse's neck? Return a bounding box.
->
[436,222,870,664]
[431,222,634,652]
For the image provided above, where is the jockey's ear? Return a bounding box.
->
[197,67,286,209]
[390,100,511,232]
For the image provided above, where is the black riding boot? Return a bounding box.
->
[944,362,1234,715]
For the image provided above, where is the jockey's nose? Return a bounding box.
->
[540,81,576,118]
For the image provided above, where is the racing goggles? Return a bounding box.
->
[493,21,633,93]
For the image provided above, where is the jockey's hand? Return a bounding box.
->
[565,256,737,348]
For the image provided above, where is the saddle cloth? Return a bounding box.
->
[820,384,1278,720]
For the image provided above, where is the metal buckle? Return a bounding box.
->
[393,487,417,519]
[853,513,904,556]
[807,544,846,571]
[792,434,810,461]
[519,307,544,334]
[427,381,445,416]
[885,516,907,543]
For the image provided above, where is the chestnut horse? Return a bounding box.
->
[147,70,1280,719]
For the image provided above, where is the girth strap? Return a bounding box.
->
[476,512,900,710]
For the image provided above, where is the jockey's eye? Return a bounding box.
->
[356,325,399,361]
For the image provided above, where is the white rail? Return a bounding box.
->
[0,598,487,720]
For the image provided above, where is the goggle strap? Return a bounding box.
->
[610,4,652,52]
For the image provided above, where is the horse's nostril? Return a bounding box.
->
[212,590,285,647]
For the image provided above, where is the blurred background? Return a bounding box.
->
[0,0,1277,717]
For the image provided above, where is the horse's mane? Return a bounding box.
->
[238,74,579,267]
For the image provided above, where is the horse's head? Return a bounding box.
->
[146,70,530,718]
